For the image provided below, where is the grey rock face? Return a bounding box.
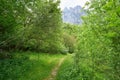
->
[62,5,85,24]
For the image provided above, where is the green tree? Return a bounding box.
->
[62,23,79,53]
[74,0,120,80]
[0,0,36,51]
[0,0,63,53]
[23,0,63,53]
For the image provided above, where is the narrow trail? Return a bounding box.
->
[44,57,66,80]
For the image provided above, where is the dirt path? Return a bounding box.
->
[44,57,65,80]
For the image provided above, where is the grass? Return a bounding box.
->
[0,51,65,80]
[56,54,74,80]
[1,52,110,80]
[56,54,113,80]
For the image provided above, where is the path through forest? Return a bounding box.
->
[44,57,65,80]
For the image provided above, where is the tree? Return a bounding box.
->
[74,0,120,79]
[27,0,63,53]
[62,23,79,53]
[0,0,64,53]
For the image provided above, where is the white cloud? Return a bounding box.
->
[60,0,90,10]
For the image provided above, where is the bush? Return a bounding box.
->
[0,51,12,59]
[0,54,32,80]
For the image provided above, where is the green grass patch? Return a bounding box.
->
[56,54,112,80]
[0,52,64,80]
[56,54,74,80]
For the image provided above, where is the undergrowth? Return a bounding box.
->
[0,52,64,80]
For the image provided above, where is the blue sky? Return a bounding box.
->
[60,0,89,10]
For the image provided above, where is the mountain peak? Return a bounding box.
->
[62,5,85,24]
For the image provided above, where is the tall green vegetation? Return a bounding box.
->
[56,0,120,80]
[25,0,63,53]
[0,0,29,50]
[0,0,63,53]
[74,0,120,80]
[62,23,79,53]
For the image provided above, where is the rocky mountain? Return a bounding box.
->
[62,5,85,24]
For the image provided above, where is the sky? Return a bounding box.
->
[60,0,90,10]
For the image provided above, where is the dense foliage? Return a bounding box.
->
[62,23,79,53]
[56,0,120,80]
[0,52,63,80]
[74,0,120,80]
[0,53,32,80]
[0,0,63,53]
[0,0,120,80]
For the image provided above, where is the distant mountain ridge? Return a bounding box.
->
[62,5,85,24]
